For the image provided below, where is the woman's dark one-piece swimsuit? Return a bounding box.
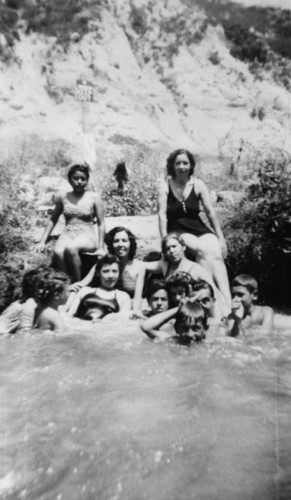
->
[166,182,212,237]
[77,291,119,320]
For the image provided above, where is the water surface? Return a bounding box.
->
[1,321,291,500]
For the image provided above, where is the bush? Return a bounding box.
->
[224,152,291,305]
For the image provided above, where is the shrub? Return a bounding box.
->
[224,152,291,305]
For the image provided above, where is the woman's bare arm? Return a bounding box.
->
[93,194,106,256]
[35,195,64,251]
[141,306,179,339]
[157,180,168,239]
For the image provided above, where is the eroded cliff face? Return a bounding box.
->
[0,0,290,173]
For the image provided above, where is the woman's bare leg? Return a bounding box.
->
[53,240,68,274]
[64,235,97,282]
[181,232,231,314]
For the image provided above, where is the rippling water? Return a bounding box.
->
[1,320,291,500]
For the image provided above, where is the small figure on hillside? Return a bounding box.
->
[227,274,274,336]
[35,163,106,282]
[114,161,128,194]
[157,149,231,315]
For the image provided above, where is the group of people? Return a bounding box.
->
[0,148,274,343]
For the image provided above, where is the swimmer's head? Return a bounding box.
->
[191,280,215,317]
[146,279,169,314]
[166,149,196,178]
[175,301,207,343]
[166,271,194,307]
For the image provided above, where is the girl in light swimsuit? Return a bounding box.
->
[35,163,105,283]
[67,254,131,321]
[68,227,146,317]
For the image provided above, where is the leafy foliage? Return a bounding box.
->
[224,153,291,305]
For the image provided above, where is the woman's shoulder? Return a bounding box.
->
[157,176,169,193]
[116,289,131,301]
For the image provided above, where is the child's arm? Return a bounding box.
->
[227,299,244,337]
[141,306,179,339]
[69,264,96,292]
[132,262,147,316]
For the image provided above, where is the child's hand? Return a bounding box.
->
[231,299,244,319]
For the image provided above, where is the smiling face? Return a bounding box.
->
[99,263,120,289]
[164,237,185,264]
[231,285,256,312]
[149,289,169,314]
[112,230,131,259]
[69,170,88,193]
[173,153,192,178]
[175,319,205,342]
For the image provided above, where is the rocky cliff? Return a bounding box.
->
[1,0,290,177]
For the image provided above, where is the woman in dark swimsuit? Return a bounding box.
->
[67,254,131,320]
[157,149,231,315]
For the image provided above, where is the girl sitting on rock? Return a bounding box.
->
[35,162,105,283]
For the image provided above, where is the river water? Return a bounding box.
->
[1,321,291,500]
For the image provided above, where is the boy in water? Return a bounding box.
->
[228,274,274,336]
[145,279,169,316]
[141,271,207,343]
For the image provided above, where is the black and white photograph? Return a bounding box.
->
[0,0,291,498]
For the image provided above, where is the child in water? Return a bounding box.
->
[34,270,69,332]
[144,279,169,316]
[228,274,274,336]
[0,266,51,335]
[141,271,207,343]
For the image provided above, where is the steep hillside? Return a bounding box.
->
[0,0,290,178]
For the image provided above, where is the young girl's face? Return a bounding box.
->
[112,231,131,259]
[99,263,120,289]
[69,170,88,193]
[164,238,185,264]
[169,285,187,306]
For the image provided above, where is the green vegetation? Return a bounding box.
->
[224,151,291,306]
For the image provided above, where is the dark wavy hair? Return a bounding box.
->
[161,232,186,261]
[191,279,215,299]
[67,162,90,182]
[36,269,69,305]
[166,149,196,178]
[146,279,167,301]
[105,226,137,260]
[231,274,258,294]
[93,254,121,287]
